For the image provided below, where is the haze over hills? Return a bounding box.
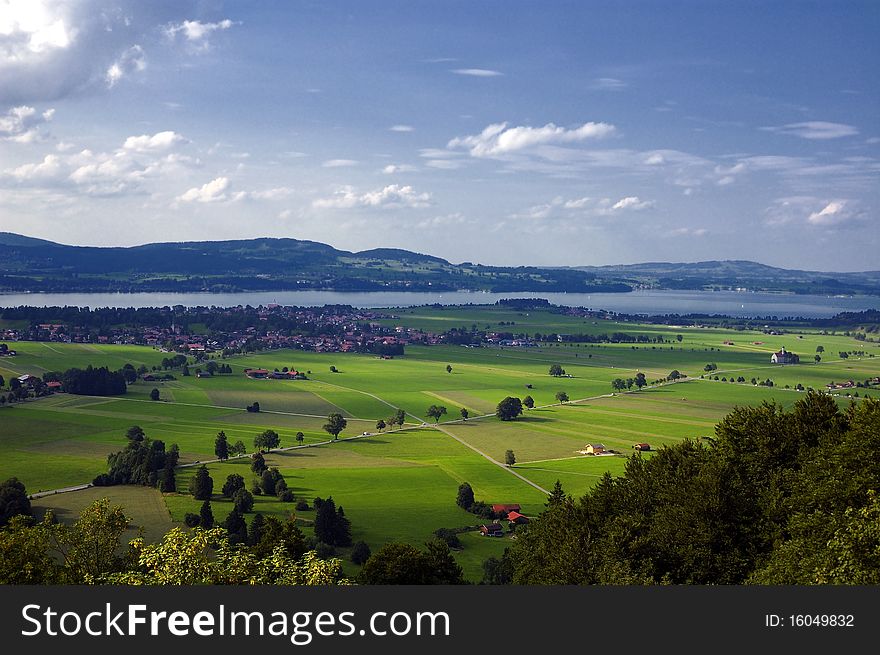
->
[0,232,878,296]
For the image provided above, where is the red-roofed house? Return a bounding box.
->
[491,503,521,515]
[506,511,529,525]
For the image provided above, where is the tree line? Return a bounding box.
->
[486,392,880,585]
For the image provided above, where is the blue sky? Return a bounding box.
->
[0,1,877,271]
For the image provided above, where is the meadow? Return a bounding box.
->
[2,305,878,580]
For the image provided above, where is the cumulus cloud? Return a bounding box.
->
[761,121,859,140]
[448,121,616,157]
[510,195,654,222]
[105,44,145,87]
[611,196,653,211]
[178,176,230,203]
[450,68,502,77]
[322,159,358,168]
[0,4,237,103]
[123,130,187,152]
[807,200,852,225]
[313,184,432,209]
[2,129,194,196]
[765,197,862,229]
[0,105,55,142]
[563,197,591,209]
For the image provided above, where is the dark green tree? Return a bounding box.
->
[426,404,447,423]
[232,488,254,513]
[223,507,248,545]
[495,396,523,421]
[125,425,146,442]
[188,465,213,500]
[351,540,372,565]
[222,473,245,498]
[250,452,267,475]
[505,450,516,466]
[248,513,266,546]
[456,482,475,510]
[523,395,535,409]
[323,413,347,440]
[199,500,214,529]
[214,431,229,461]
[0,478,32,527]
[149,388,160,401]
[254,429,280,451]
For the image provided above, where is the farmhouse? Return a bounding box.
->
[770,346,799,364]
[17,374,40,387]
[506,511,529,525]
[633,443,651,451]
[480,523,505,537]
[245,368,270,379]
[579,443,607,455]
[491,504,521,516]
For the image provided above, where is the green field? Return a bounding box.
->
[3,306,878,581]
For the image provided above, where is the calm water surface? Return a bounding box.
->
[1,289,878,318]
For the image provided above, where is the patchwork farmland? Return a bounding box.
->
[2,305,878,580]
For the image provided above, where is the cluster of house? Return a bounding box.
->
[244,368,307,380]
[10,373,62,391]
[479,504,529,537]
[0,306,436,354]
[826,377,879,391]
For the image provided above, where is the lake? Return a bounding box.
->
[0,289,878,318]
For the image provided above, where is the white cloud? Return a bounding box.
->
[389,125,414,132]
[105,44,145,88]
[2,130,197,197]
[765,197,862,229]
[450,68,503,77]
[448,121,616,157]
[7,154,62,181]
[322,159,358,168]
[761,121,859,140]
[807,200,851,225]
[670,227,709,237]
[424,159,463,170]
[382,164,417,174]
[178,176,230,203]
[644,153,665,165]
[0,105,54,142]
[0,1,76,60]
[611,196,653,211]
[123,130,187,152]
[313,184,432,209]
[563,197,591,209]
[164,19,235,50]
[416,212,467,229]
[590,77,627,90]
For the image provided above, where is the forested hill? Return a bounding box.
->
[0,233,627,294]
[0,232,877,295]
[575,260,880,296]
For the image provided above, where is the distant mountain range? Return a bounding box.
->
[0,232,878,296]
